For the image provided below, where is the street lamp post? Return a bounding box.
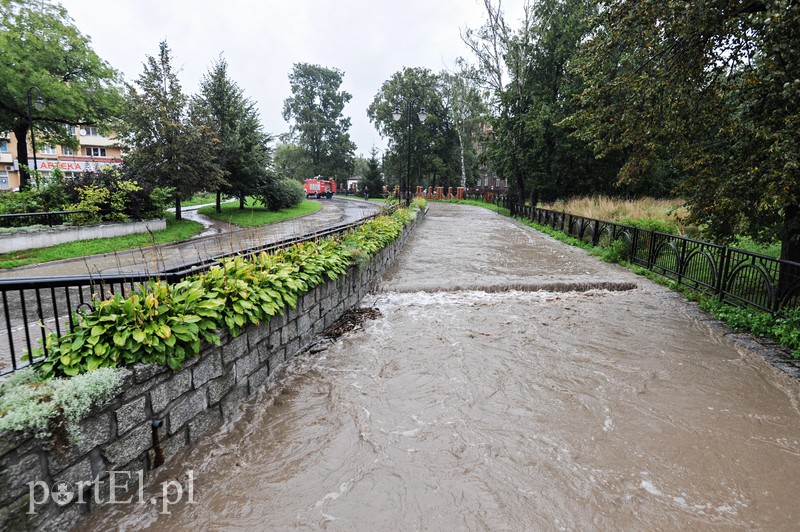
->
[392,99,427,205]
[26,87,46,190]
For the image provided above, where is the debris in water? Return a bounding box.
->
[323,307,382,339]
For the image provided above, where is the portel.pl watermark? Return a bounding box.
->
[27,469,195,516]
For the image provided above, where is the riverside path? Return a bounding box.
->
[57,203,800,529]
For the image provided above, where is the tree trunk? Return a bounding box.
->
[239,194,245,209]
[13,122,31,191]
[174,197,182,221]
[778,204,800,309]
[216,190,222,214]
[457,129,467,187]
[510,143,525,206]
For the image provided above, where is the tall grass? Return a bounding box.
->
[541,196,693,235]
[540,195,780,258]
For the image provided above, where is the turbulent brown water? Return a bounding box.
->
[80,204,800,530]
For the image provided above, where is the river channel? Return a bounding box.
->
[80,204,800,530]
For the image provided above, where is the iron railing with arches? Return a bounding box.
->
[510,202,800,315]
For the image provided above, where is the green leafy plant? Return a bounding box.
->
[699,298,800,358]
[35,279,223,378]
[257,178,306,211]
[107,180,143,222]
[66,184,109,225]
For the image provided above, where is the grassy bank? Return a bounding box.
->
[197,198,321,227]
[182,192,228,207]
[0,215,203,270]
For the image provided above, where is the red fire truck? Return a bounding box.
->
[303,176,337,199]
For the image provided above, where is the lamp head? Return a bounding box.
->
[34,96,45,112]
[392,107,402,122]
[418,107,427,123]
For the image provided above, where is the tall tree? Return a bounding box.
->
[273,142,314,182]
[368,67,460,194]
[193,57,272,211]
[440,65,486,187]
[463,1,535,202]
[463,0,613,204]
[282,63,356,181]
[566,0,800,262]
[117,41,222,220]
[0,0,121,190]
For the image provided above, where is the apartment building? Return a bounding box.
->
[0,126,123,190]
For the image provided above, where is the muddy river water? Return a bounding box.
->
[81,204,800,530]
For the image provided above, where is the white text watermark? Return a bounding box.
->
[27,469,195,515]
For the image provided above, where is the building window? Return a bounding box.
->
[0,140,7,153]
[41,145,57,155]
[0,170,8,190]
[83,126,99,136]
[85,147,106,157]
[66,125,77,135]
[62,147,74,156]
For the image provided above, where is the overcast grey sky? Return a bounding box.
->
[57,0,527,159]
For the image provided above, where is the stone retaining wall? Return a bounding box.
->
[0,211,421,530]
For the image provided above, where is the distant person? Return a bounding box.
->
[364,186,369,201]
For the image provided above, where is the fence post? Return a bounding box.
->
[716,247,731,302]
[677,239,687,284]
[646,230,657,270]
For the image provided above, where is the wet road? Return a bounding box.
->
[80,203,800,530]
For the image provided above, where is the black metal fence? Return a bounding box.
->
[511,202,800,315]
[0,210,100,228]
[0,215,385,375]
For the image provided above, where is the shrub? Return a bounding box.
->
[63,166,165,221]
[259,178,305,211]
[65,183,109,225]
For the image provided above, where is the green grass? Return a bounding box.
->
[731,238,781,259]
[197,198,321,227]
[0,215,203,269]
[182,191,226,207]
